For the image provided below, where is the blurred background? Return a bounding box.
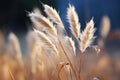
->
[0,0,120,33]
[0,0,120,52]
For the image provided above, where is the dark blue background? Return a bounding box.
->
[0,0,120,34]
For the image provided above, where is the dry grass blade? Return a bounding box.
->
[67,4,81,38]
[8,69,15,80]
[29,12,57,37]
[65,36,76,56]
[80,19,96,53]
[58,39,78,79]
[53,62,69,80]
[34,29,58,55]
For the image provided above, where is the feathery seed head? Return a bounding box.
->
[29,12,57,37]
[34,29,58,55]
[67,4,81,38]
[80,19,96,53]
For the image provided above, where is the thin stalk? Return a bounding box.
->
[78,53,85,80]
[8,69,15,80]
[58,38,78,80]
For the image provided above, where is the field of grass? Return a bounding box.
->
[0,3,120,80]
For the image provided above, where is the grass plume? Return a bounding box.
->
[29,12,57,37]
[34,29,58,55]
[80,19,96,53]
[67,4,81,39]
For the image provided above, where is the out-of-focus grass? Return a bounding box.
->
[0,4,120,80]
